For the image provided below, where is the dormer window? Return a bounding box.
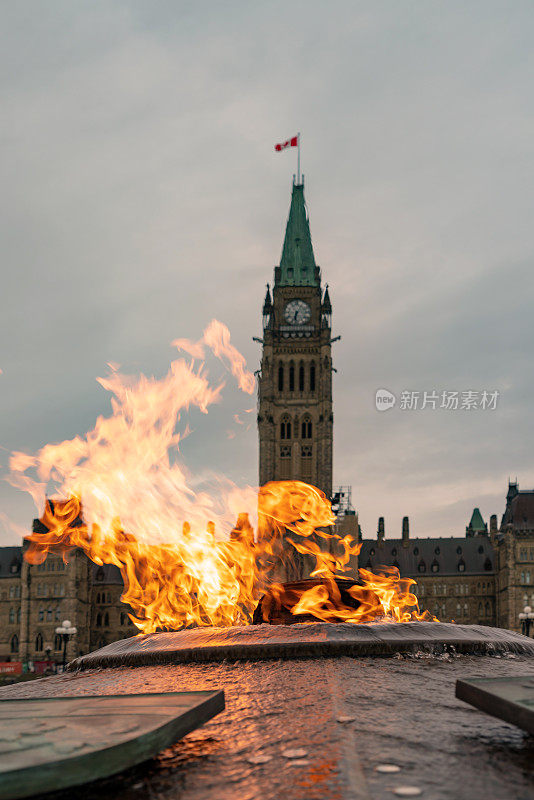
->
[458,559,466,573]
[418,560,426,573]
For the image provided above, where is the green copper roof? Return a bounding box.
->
[468,507,487,531]
[276,182,318,286]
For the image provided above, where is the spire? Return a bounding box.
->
[275,180,319,287]
[262,283,272,315]
[466,507,487,536]
[322,285,332,314]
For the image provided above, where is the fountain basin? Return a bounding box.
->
[70,621,534,671]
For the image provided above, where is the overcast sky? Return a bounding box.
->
[1,0,533,545]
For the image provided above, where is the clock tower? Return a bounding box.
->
[258,179,333,498]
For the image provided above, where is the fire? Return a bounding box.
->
[8,321,433,633]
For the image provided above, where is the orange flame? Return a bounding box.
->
[8,321,433,632]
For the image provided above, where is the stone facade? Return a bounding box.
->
[0,543,134,664]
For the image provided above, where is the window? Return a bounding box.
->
[463,603,468,617]
[456,603,461,617]
[280,415,292,440]
[38,607,44,622]
[478,602,483,616]
[278,364,284,392]
[60,584,65,596]
[289,363,295,392]
[478,545,484,554]
[54,634,62,651]
[413,547,419,556]
[310,362,316,392]
[485,601,491,616]
[520,547,528,561]
[9,608,14,624]
[300,444,312,480]
[9,586,14,599]
[456,546,462,555]
[35,633,44,652]
[10,634,18,654]
[484,558,492,572]
[418,560,426,573]
[46,607,52,622]
[301,417,312,439]
[96,592,101,604]
[370,548,375,556]
[391,548,397,556]
[279,445,291,479]
[458,559,465,572]
[104,612,109,627]
[434,547,440,555]
[299,362,305,392]
[55,607,61,621]
[120,612,126,626]
[431,560,439,573]
[96,612,102,627]
[17,607,20,623]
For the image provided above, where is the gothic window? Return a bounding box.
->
[418,560,426,573]
[289,363,295,392]
[54,634,62,650]
[104,612,110,627]
[458,559,466,572]
[17,607,20,623]
[478,602,483,616]
[310,362,316,392]
[301,416,312,439]
[527,571,532,584]
[46,607,52,622]
[35,633,44,652]
[60,585,65,596]
[456,546,462,555]
[96,612,102,628]
[456,603,461,617]
[484,557,492,572]
[120,612,126,626]
[300,444,313,480]
[485,601,491,616]
[431,560,439,573]
[280,415,292,440]
[434,546,440,555]
[463,603,468,617]
[10,634,18,654]
[279,445,291,480]
[278,363,284,392]
[38,607,44,622]
[413,547,419,556]
[520,547,528,561]
[9,608,14,624]
[299,362,305,392]
[37,583,42,597]
[478,545,484,554]
[49,561,55,572]
[55,607,61,621]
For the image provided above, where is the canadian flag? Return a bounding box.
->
[275,135,298,152]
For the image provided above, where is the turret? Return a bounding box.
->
[262,284,272,330]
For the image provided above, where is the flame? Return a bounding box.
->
[8,320,433,633]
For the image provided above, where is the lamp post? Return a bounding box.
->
[55,619,77,671]
[519,605,534,637]
[44,643,52,671]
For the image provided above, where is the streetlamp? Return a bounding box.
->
[518,605,534,637]
[55,619,77,671]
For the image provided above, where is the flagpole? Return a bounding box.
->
[297,132,301,183]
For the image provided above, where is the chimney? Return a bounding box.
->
[402,516,410,547]
[490,514,498,534]
[377,516,385,546]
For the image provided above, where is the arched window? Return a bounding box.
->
[299,362,305,391]
[278,363,284,392]
[96,612,102,627]
[96,592,101,604]
[310,362,316,392]
[54,634,62,651]
[104,612,109,627]
[17,607,21,623]
[485,601,490,616]
[478,602,483,616]
[431,560,439,573]
[289,363,295,392]
[46,607,52,622]
[463,603,468,617]
[10,634,19,654]
[418,560,426,573]
[391,548,397,556]
[413,547,419,556]
[484,558,492,572]
[458,559,466,573]
[35,633,44,652]
[456,546,462,555]
[280,415,292,440]
[55,607,61,621]
[120,612,126,626]
[38,607,44,622]
[301,417,312,439]
[9,608,14,624]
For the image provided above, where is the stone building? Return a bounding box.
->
[0,532,133,665]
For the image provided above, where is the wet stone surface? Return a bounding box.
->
[1,653,533,800]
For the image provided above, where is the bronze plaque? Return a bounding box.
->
[456,675,534,734]
[0,690,224,799]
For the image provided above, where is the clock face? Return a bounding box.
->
[284,300,311,325]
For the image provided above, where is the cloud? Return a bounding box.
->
[1,1,533,542]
